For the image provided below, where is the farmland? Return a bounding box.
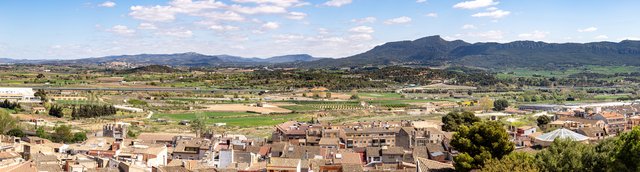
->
[154,111,309,127]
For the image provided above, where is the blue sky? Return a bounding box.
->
[1,0,639,59]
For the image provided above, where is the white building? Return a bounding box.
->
[0,87,37,102]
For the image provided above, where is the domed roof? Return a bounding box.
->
[535,128,589,142]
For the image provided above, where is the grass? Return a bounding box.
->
[358,92,403,99]
[153,111,308,127]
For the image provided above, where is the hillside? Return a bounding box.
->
[296,35,640,69]
[117,65,182,74]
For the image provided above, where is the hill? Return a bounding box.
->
[25,52,323,67]
[117,65,182,74]
[296,35,640,69]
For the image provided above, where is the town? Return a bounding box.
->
[0,85,639,171]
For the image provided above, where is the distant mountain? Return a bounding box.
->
[295,35,640,69]
[117,65,182,74]
[6,52,324,67]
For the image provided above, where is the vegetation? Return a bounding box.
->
[493,99,509,111]
[536,116,551,127]
[0,110,17,134]
[441,111,480,132]
[451,121,514,171]
[481,152,539,172]
[49,105,64,118]
[0,99,21,111]
[6,128,24,137]
[71,104,117,119]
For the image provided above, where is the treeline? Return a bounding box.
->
[71,104,117,119]
[0,100,20,110]
[442,110,640,172]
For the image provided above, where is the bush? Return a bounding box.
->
[6,128,24,137]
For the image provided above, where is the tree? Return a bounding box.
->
[36,127,48,139]
[493,99,509,111]
[441,111,480,132]
[48,105,64,118]
[535,139,595,172]
[73,132,87,142]
[478,96,494,111]
[190,114,207,137]
[53,125,74,143]
[326,92,332,98]
[481,152,539,172]
[350,94,360,100]
[451,121,514,171]
[0,110,17,134]
[36,73,45,79]
[536,116,551,127]
[611,127,640,171]
[6,128,24,137]
[34,89,47,101]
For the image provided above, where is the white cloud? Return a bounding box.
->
[416,0,427,3]
[157,30,193,38]
[518,30,549,40]
[349,34,373,41]
[138,23,158,30]
[472,9,510,18]
[231,0,305,7]
[129,0,226,22]
[349,26,374,33]
[323,0,352,7]
[453,0,498,9]
[425,13,438,17]
[229,4,287,14]
[261,22,280,29]
[286,12,307,20]
[595,35,608,39]
[209,25,240,31]
[384,16,412,25]
[108,25,135,35]
[99,1,116,7]
[461,24,476,29]
[577,27,598,33]
[351,17,377,24]
[129,5,177,22]
[200,11,245,21]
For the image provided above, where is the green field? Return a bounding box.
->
[154,111,308,127]
[358,92,403,99]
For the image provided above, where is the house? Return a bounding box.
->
[172,138,211,160]
[396,127,445,150]
[592,112,627,135]
[380,147,405,163]
[341,127,398,148]
[266,158,301,172]
[272,121,311,142]
[318,138,340,149]
[576,127,607,142]
[548,116,605,130]
[0,87,37,102]
[425,143,449,162]
[415,157,455,172]
[516,126,537,136]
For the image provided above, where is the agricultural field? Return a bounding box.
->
[357,92,403,99]
[153,111,309,127]
[280,101,365,112]
[496,65,640,79]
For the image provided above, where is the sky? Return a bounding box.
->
[1,0,639,59]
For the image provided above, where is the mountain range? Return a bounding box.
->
[0,53,323,67]
[2,35,640,69]
[299,35,640,68]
